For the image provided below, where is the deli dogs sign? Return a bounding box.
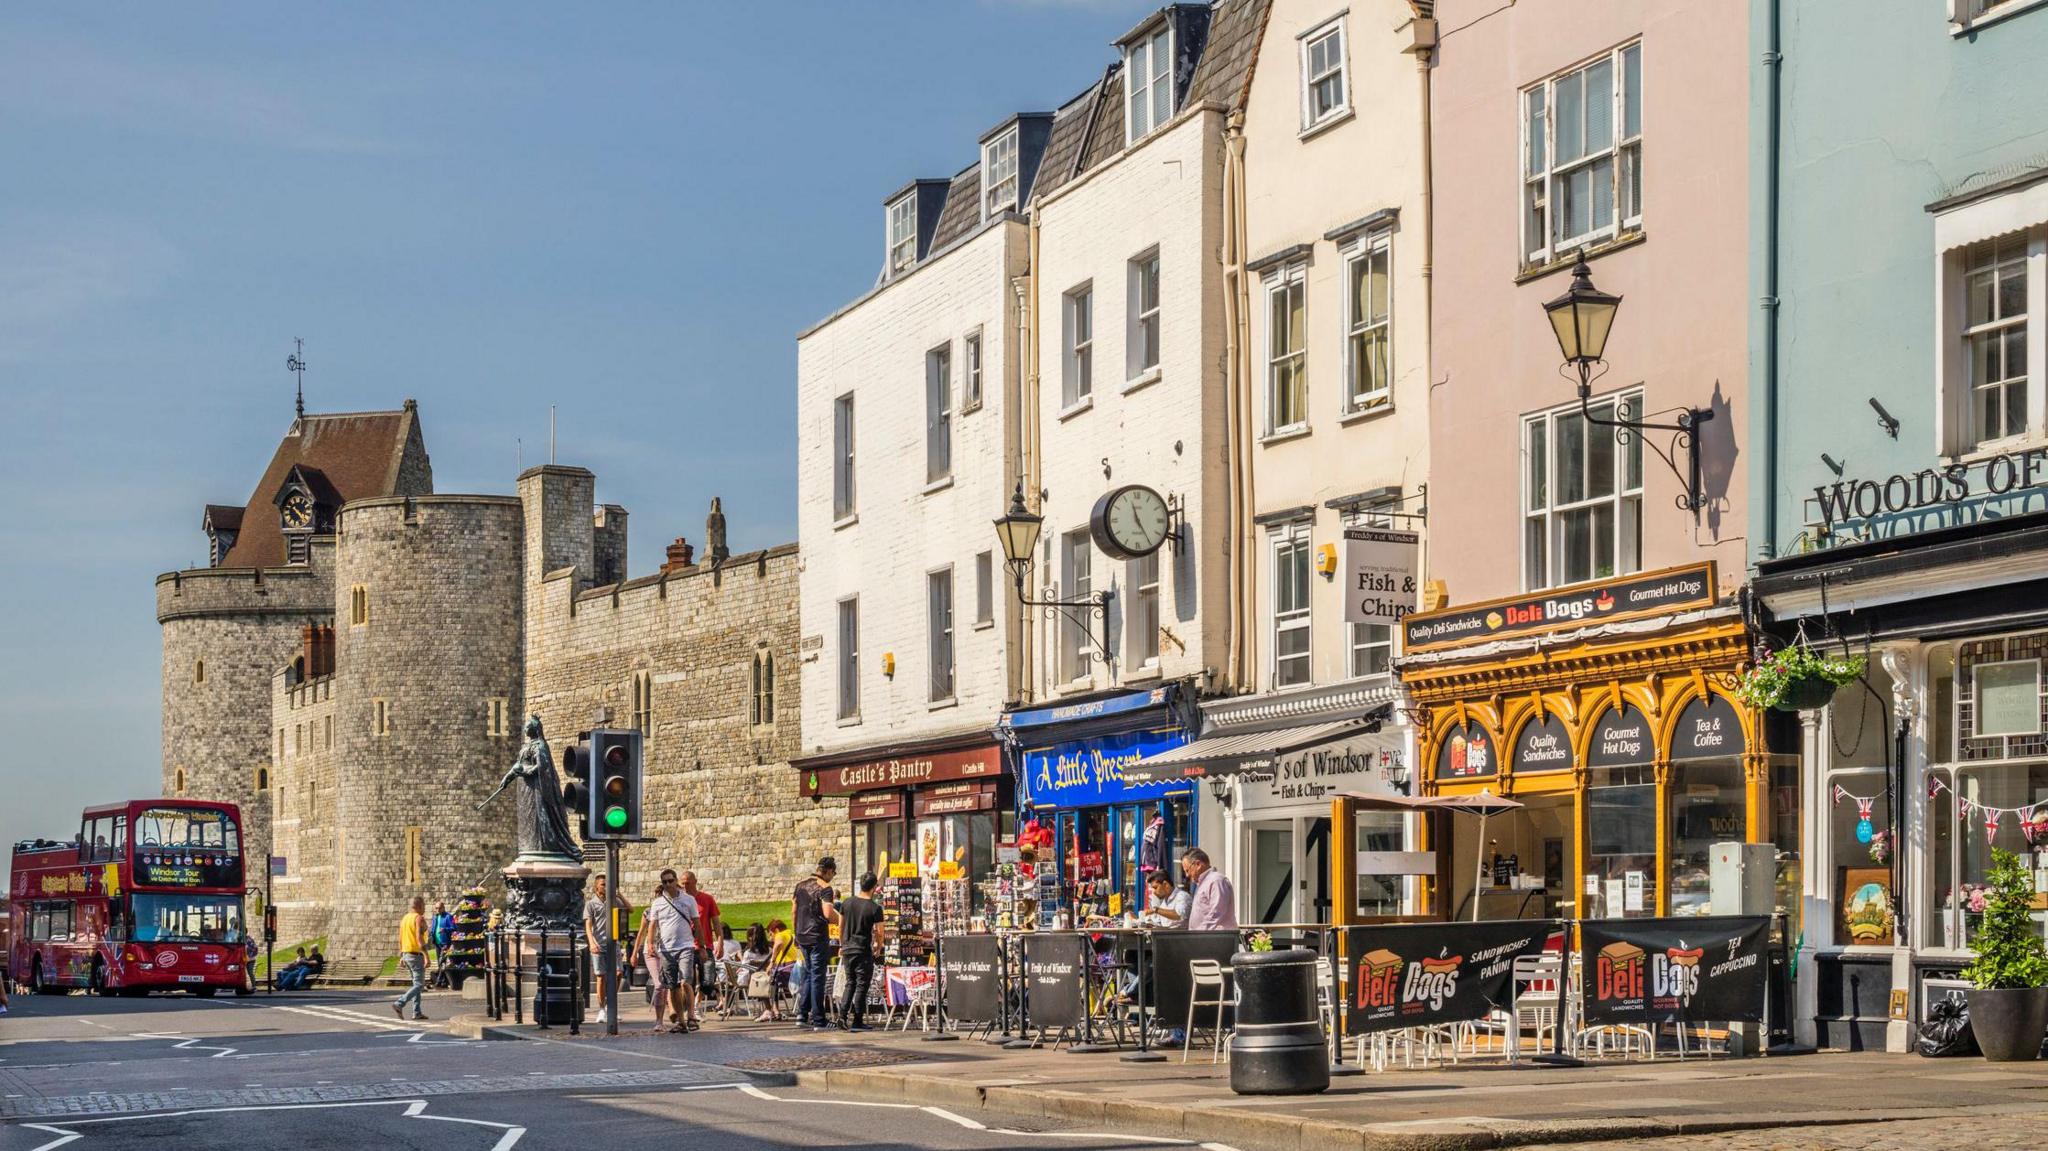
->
[1344,920,1556,1034]
[1580,915,1770,1024]
[1404,563,1718,652]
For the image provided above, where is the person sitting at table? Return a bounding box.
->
[1139,871,1192,929]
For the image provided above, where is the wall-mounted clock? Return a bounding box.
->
[1089,484,1173,560]
[281,490,315,530]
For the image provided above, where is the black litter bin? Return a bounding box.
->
[1227,948,1329,1095]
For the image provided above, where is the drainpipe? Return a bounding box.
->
[1014,272,1035,706]
[1760,0,1783,560]
[1415,23,1436,604]
[1222,109,1252,693]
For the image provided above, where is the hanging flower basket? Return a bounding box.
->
[1735,643,1866,712]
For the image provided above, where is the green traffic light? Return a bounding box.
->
[604,806,628,830]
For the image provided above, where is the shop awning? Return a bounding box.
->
[1123,707,1390,785]
[1341,792,1522,816]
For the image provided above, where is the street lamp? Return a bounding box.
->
[1541,253,1713,521]
[994,479,1113,666]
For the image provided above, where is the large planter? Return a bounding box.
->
[1967,987,2048,1061]
[1772,674,1841,713]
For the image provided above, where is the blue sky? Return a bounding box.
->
[0,1,1158,856]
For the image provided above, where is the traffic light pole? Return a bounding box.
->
[605,839,620,1037]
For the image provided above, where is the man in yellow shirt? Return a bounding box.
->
[394,895,429,1021]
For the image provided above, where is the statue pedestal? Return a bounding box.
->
[501,857,589,935]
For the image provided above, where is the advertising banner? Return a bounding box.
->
[1579,915,1770,1024]
[1343,920,1559,1035]
[938,933,1003,1026]
[1403,563,1717,652]
[1019,728,1192,810]
[1020,932,1089,1031]
[1343,528,1420,626]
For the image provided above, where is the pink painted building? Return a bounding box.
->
[1427,0,1749,605]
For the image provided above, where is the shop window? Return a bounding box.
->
[928,567,955,702]
[1060,530,1093,683]
[1355,811,1404,916]
[837,597,860,721]
[1665,760,1748,916]
[1585,765,1655,918]
[1128,552,1160,668]
[1522,390,1643,590]
[1828,768,1892,946]
[1263,262,1308,436]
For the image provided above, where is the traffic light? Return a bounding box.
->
[586,728,643,840]
[560,739,594,841]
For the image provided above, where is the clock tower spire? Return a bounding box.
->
[287,338,308,420]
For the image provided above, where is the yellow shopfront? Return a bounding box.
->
[1393,564,1787,923]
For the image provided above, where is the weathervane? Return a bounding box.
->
[286,338,308,419]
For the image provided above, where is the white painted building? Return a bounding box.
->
[794,117,1056,887]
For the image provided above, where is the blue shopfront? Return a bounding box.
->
[1002,685,1200,922]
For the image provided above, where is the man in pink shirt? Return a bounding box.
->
[1180,847,1238,931]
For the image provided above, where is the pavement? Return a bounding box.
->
[8,985,2048,1150]
[454,992,2048,1151]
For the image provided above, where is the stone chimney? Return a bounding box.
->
[706,497,730,564]
[662,537,695,573]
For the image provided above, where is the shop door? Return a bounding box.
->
[1250,821,1295,924]
[1303,817,1331,925]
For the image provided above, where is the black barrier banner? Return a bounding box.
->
[1343,920,1559,1035]
[1579,915,1769,1024]
[1147,930,1240,1029]
[938,934,1001,1026]
[1020,933,1087,1031]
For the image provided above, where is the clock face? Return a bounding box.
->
[1091,485,1171,560]
[281,491,314,530]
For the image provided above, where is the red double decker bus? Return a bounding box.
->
[9,800,250,996]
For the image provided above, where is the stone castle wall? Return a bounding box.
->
[521,468,840,906]
[157,537,336,877]
[270,671,338,946]
[325,496,524,959]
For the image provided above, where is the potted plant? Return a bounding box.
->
[1962,849,2048,1061]
[1735,643,1866,712]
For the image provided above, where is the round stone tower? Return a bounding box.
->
[157,540,335,880]
[327,495,524,959]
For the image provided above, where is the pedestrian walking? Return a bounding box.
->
[583,875,627,1025]
[679,871,721,1026]
[630,880,670,1029]
[790,857,839,1030]
[834,872,885,1032]
[430,900,455,967]
[644,868,700,1033]
[393,896,429,1021]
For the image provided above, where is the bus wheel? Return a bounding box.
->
[31,961,63,996]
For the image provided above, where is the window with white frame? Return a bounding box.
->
[1950,0,2048,31]
[983,129,1019,218]
[1128,248,1161,380]
[1128,551,1160,667]
[1343,228,1392,413]
[1265,263,1307,434]
[926,343,952,483]
[1523,42,1642,266]
[888,194,917,273]
[1344,505,1396,678]
[1125,24,1173,143]
[1300,17,1349,131]
[1960,236,2037,452]
[1522,390,1643,589]
[1271,527,1312,688]
[837,597,860,720]
[963,329,984,411]
[1060,529,1093,682]
[974,551,994,625]
[833,393,856,520]
[1063,284,1094,406]
[928,567,955,702]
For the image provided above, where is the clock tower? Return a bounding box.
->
[273,464,338,564]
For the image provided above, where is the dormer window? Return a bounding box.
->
[1125,24,1173,144]
[887,194,918,273]
[983,129,1019,219]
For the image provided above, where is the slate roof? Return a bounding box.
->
[1030,0,1273,203]
[201,504,243,532]
[928,164,984,251]
[219,407,421,568]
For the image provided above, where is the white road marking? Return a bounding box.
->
[130,1033,236,1058]
[263,1003,420,1033]
[1200,1144,1245,1151]
[738,1083,1200,1145]
[29,1097,524,1149]
[20,1124,80,1151]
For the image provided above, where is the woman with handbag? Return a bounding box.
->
[738,924,775,1021]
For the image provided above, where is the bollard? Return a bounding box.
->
[1227,948,1330,1096]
